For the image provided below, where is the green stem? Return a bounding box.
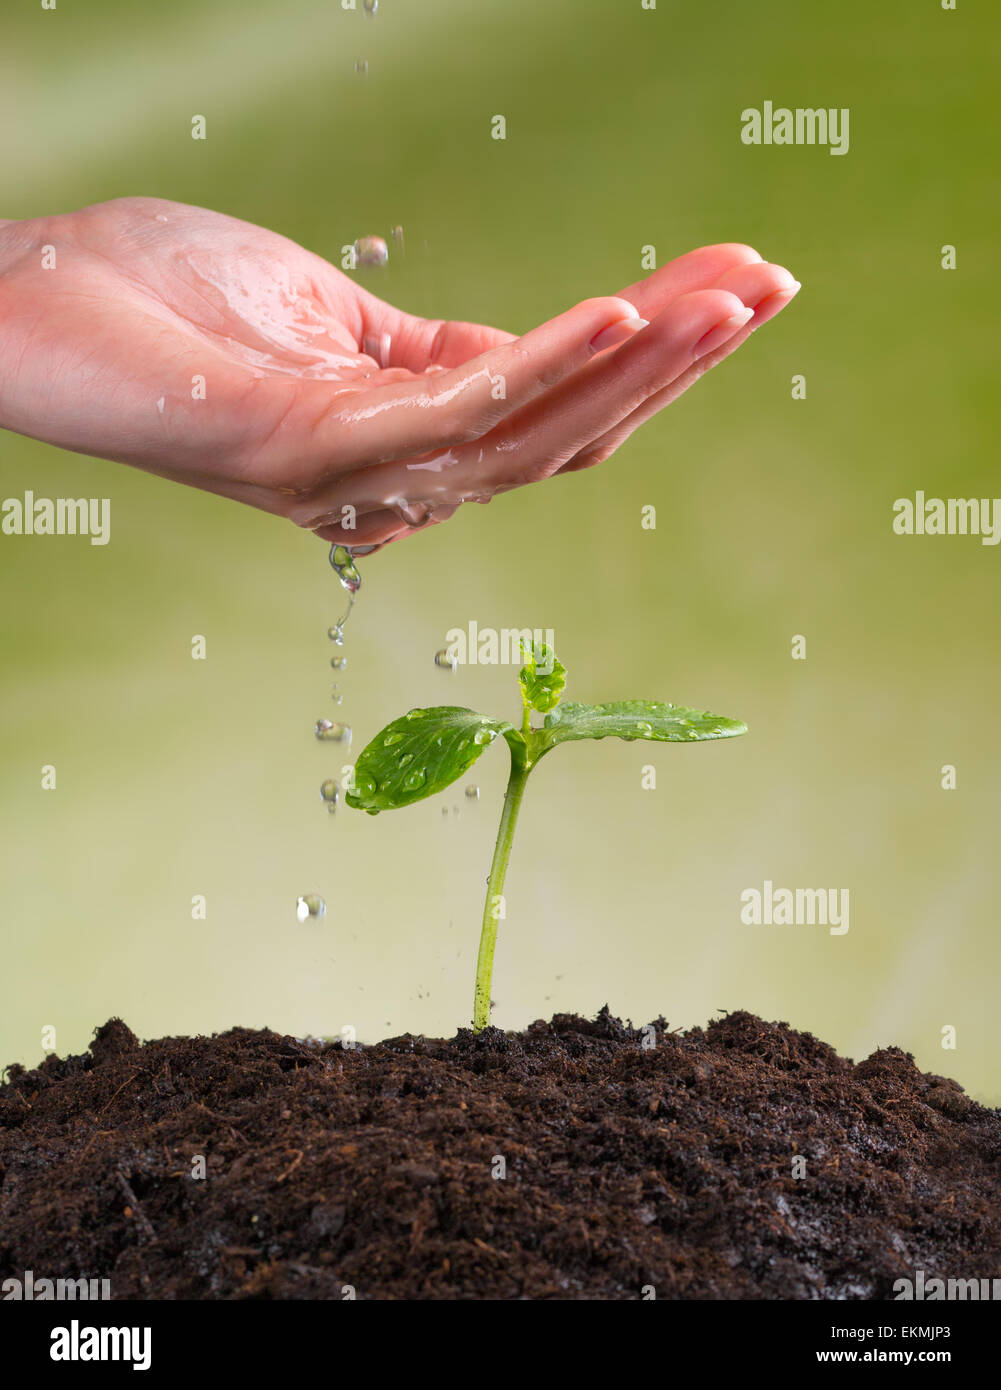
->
[473,755,530,1032]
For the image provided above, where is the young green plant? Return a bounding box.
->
[346,643,746,1032]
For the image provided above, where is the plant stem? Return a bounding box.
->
[473,756,530,1032]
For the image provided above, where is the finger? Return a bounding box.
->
[285,288,751,525]
[473,288,754,486]
[257,295,647,487]
[556,270,800,475]
[613,242,764,319]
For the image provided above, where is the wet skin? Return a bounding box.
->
[0,197,800,551]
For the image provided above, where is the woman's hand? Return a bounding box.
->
[0,197,799,550]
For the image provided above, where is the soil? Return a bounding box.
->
[1,1009,998,1300]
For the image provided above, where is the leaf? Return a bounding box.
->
[535,700,747,756]
[518,641,567,714]
[345,707,517,813]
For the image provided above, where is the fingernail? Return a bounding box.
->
[589,316,649,354]
[692,306,755,359]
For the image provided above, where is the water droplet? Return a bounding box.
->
[434,648,457,672]
[354,235,388,267]
[404,709,421,721]
[390,225,404,252]
[328,624,345,646]
[364,0,378,14]
[403,768,427,791]
[354,58,369,75]
[389,498,432,527]
[398,752,414,767]
[320,778,339,807]
[329,544,361,594]
[354,772,377,798]
[330,657,347,670]
[465,785,480,800]
[636,721,653,736]
[296,894,326,923]
[473,728,494,746]
[315,720,351,743]
[383,731,404,746]
[457,738,469,750]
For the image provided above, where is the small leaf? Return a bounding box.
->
[537,700,747,755]
[518,641,567,714]
[345,707,517,813]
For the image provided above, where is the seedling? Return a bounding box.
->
[346,642,746,1032]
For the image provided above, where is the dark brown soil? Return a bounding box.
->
[1,1009,998,1300]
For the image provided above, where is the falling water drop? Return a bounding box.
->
[465,785,480,800]
[364,0,378,14]
[296,895,326,923]
[320,779,340,811]
[329,545,361,594]
[354,235,388,267]
[330,657,347,670]
[434,648,457,672]
[315,720,352,743]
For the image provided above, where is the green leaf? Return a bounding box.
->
[345,707,517,813]
[518,641,567,714]
[534,700,747,756]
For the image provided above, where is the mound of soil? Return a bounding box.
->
[1,1010,998,1300]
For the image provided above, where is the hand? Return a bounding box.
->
[0,197,799,551]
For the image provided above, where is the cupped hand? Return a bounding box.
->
[0,197,799,551]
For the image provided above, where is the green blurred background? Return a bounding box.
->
[2,0,998,1100]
